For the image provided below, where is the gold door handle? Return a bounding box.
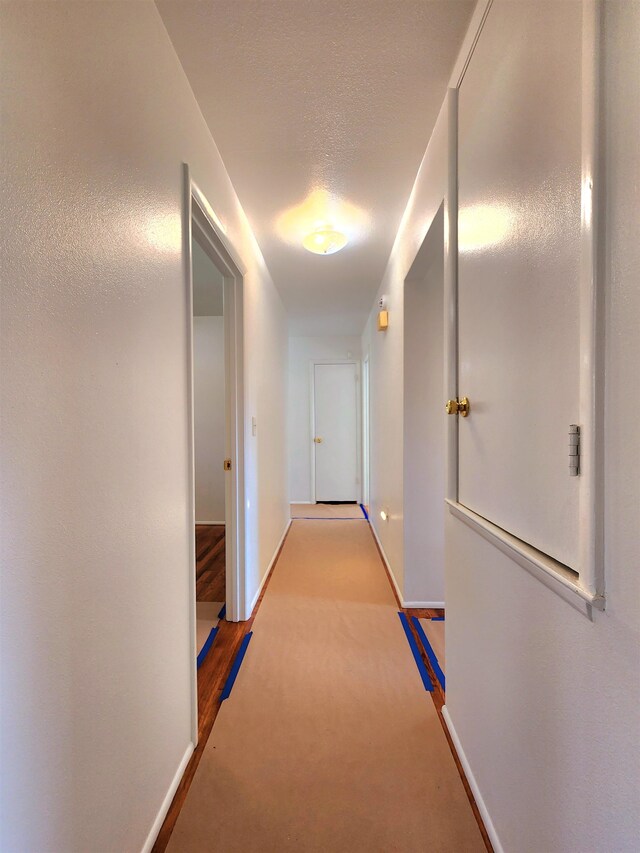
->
[445,397,470,417]
[223,458,232,471]
[313,437,323,444]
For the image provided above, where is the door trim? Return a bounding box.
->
[443,1,604,610]
[183,165,247,744]
[309,359,361,504]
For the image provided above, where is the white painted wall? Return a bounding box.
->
[288,336,361,502]
[364,1,640,849]
[194,317,225,523]
[0,3,288,852]
[446,4,640,850]
[403,206,445,606]
[361,101,449,603]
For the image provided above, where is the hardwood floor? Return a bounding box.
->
[195,524,225,602]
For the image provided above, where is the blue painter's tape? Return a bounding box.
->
[220,632,253,701]
[196,626,218,670]
[359,504,369,520]
[217,603,226,621]
[432,616,445,622]
[412,616,445,691]
[397,612,433,692]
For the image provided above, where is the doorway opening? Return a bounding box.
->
[192,231,226,668]
[403,202,446,609]
[185,170,246,739]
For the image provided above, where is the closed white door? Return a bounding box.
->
[313,363,359,502]
[456,0,582,568]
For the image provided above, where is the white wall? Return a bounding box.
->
[361,101,449,603]
[194,317,225,523]
[363,1,640,849]
[0,3,288,852]
[446,4,640,850]
[288,335,361,502]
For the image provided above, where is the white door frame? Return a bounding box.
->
[442,0,604,614]
[309,359,362,504]
[183,165,247,743]
[362,355,370,508]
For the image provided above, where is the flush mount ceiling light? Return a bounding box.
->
[302,227,348,255]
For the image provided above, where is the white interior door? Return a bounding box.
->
[456,0,583,569]
[313,362,359,502]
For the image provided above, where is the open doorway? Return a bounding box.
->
[185,171,246,738]
[192,234,226,666]
[403,202,446,608]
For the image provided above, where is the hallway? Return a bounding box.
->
[167,518,484,851]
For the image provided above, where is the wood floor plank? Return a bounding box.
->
[195,524,225,602]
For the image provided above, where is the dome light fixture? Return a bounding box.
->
[302,227,348,255]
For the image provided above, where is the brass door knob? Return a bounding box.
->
[445,397,470,417]
[313,437,323,444]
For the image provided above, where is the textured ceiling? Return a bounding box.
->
[157,0,474,334]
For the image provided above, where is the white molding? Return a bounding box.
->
[188,168,247,627]
[441,706,503,853]
[578,0,604,600]
[140,742,194,853]
[403,601,445,609]
[248,519,291,614]
[448,0,493,89]
[290,500,314,505]
[195,519,226,526]
[447,500,602,616]
[369,521,404,607]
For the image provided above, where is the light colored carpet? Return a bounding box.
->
[169,521,483,852]
[195,601,222,653]
[290,502,364,519]
[419,618,446,675]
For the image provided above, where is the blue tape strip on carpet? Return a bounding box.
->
[220,632,253,701]
[217,603,226,620]
[196,626,219,670]
[359,504,369,520]
[397,612,433,692]
[411,616,445,691]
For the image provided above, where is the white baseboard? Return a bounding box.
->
[290,500,313,504]
[441,706,503,853]
[140,741,194,853]
[195,519,225,525]
[403,600,446,608]
[248,518,292,614]
[369,521,404,607]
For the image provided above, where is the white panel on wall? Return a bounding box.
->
[457,0,582,568]
[193,317,225,523]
